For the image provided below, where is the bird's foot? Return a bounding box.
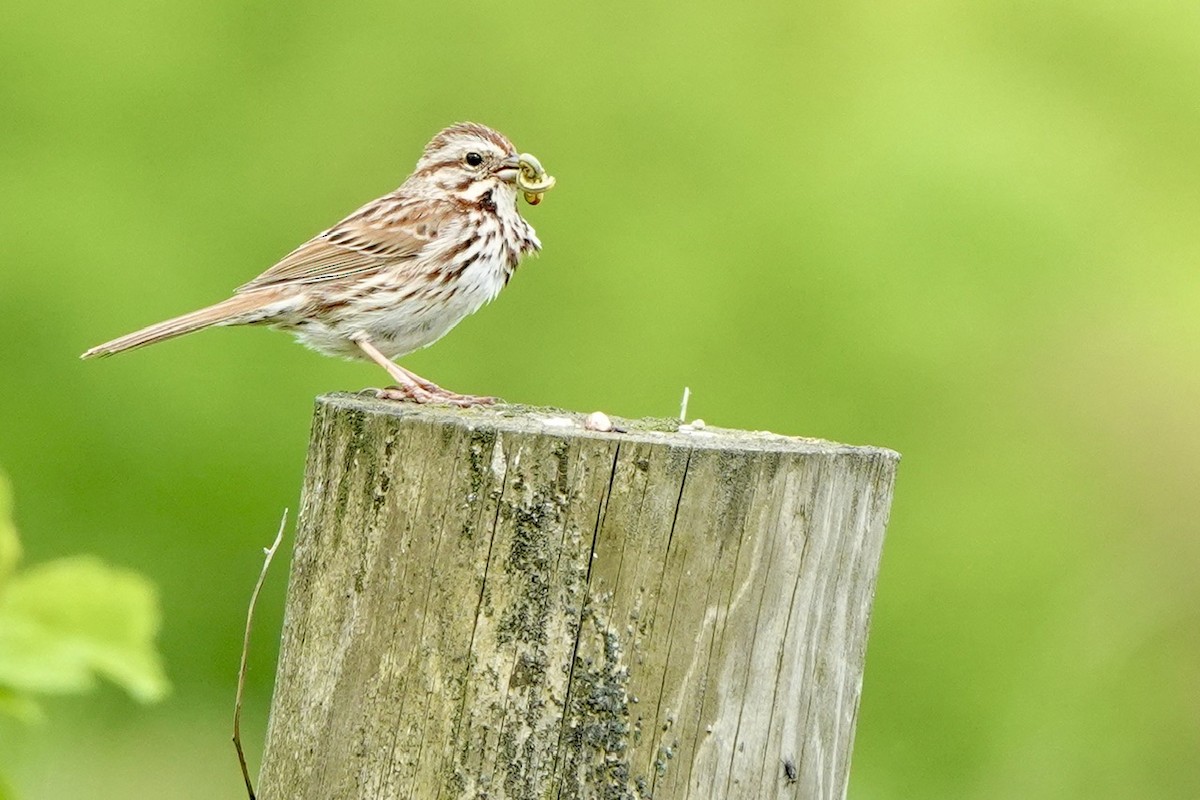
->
[374,384,436,404]
[415,380,497,406]
[374,384,497,408]
[399,372,498,407]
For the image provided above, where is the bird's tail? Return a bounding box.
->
[81,293,276,359]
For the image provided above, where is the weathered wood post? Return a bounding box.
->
[258,394,898,799]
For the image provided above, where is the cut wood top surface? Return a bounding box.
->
[316,392,901,460]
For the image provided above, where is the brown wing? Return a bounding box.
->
[236,195,453,292]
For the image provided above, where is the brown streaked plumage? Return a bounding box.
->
[82,122,554,406]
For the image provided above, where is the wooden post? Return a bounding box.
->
[258,394,898,800]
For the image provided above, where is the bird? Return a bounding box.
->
[82,122,555,407]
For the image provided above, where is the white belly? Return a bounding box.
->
[283,249,512,360]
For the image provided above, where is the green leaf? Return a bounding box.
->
[0,556,169,702]
[0,474,19,591]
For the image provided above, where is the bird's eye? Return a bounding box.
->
[465,152,484,167]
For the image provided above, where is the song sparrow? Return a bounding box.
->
[82,122,555,407]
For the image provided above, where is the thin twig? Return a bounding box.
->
[679,386,691,423]
[233,509,288,800]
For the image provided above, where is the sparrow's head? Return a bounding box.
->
[411,122,554,206]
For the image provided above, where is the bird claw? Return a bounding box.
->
[444,394,499,408]
[374,385,498,408]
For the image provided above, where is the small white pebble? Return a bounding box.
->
[584,411,613,432]
[691,418,706,430]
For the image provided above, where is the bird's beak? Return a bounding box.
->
[495,155,522,184]
[494,154,523,183]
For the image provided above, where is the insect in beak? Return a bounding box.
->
[499,154,556,205]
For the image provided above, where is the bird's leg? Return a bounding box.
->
[352,336,496,407]
[353,336,437,403]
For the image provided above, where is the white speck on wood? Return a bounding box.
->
[584,411,613,432]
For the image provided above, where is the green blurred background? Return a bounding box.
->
[3,0,1198,796]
